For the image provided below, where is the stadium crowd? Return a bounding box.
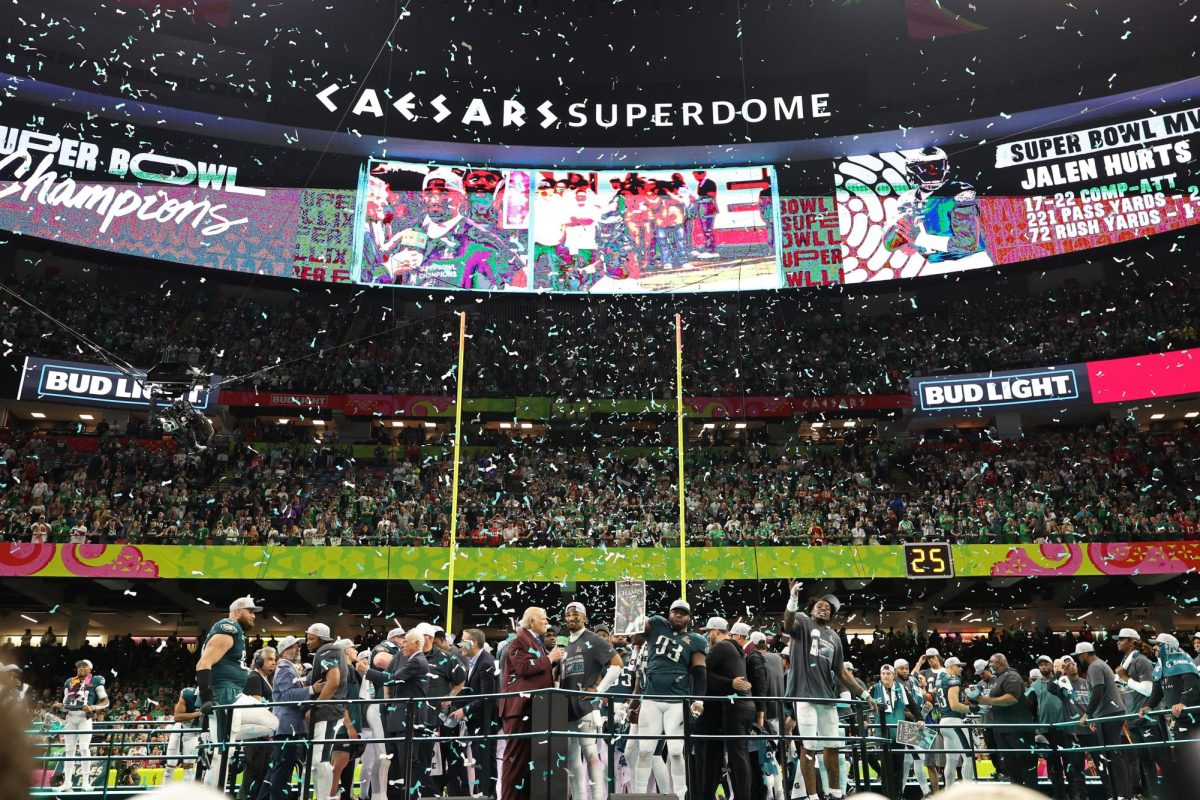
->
[1,420,1196,545]
[1,257,1197,399]
[4,594,1198,800]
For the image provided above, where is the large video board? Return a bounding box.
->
[354,161,782,293]
[0,121,357,282]
[834,104,1200,282]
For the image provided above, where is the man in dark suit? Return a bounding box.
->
[499,607,564,800]
[449,628,499,798]
[384,631,429,800]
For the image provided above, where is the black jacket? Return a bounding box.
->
[384,650,428,733]
[459,649,499,734]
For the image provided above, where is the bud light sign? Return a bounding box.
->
[910,365,1088,415]
[18,357,220,411]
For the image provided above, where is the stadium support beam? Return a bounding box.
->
[144,582,215,614]
[926,579,974,607]
[988,577,1023,589]
[293,582,328,612]
[1131,574,1176,588]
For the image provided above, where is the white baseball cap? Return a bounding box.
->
[973,659,988,672]
[670,599,691,614]
[944,657,962,668]
[1151,633,1180,648]
[730,622,752,637]
[925,648,940,657]
[334,638,355,650]
[893,658,910,669]
[75,659,93,669]
[306,623,333,642]
[845,661,857,672]
[565,601,587,617]
[387,627,406,639]
[277,636,303,654]
[422,168,465,193]
[0,663,21,673]
[749,631,767,645]
[230,596,263,613]
[702,617,729,632]
[1073,642,1095,655]
[1029,668,1042,679]
[1036,654,1053,664]
[1117,628,1141,640]
[412,622,438,638]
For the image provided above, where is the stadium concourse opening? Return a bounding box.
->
[3,0,1200,799]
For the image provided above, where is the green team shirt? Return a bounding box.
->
[204,618,249,688]
[643,615,707,698]
[180,687,202,729]
[935,672,965,721]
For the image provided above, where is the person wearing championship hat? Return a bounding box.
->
[1114,626,1157,789]
[1192,632,1200,669]
[1072,643,1133,799]
[932,657,976,787]
[1143,634,1200,738]
[917,647,944,693]
[55,657,109,789]
[194,595,261,789]
[421,621,468,798]
[0,663,27,704]
[890,658,935,798]
[631,599,707,800]
[1027,653,1082,800]
[697,616,755,800]
[559,601,623,800]
[382,164,524,290]
[303,622,349,800]
[783,581,874,800]
[971,654,1038,792]
[370,626,407,670]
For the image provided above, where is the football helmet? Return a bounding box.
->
[905,146,950,191]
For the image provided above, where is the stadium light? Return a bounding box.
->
[811,422,825,428]
[424,422,437,428]
[312,420,325,426]
[734,422,747,429]
[520,422,533,429]
[277,418,289,424]
[1186,412,1199,418]
[391,421,403,427]
[29,411,45,418]
[843,420,856,427]
[1150,413,1165,420]
[500,422,513,429]
[79,414,94,421]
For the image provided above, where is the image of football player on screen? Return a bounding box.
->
[882,146,993,273]
[363,165,528,290]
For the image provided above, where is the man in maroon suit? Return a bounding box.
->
[499,607,564,800]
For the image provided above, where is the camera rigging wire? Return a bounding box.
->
[0,280,143,383]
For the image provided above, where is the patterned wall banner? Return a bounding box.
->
[3,542,1198,582]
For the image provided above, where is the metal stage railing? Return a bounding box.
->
[26,689,1200,799]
